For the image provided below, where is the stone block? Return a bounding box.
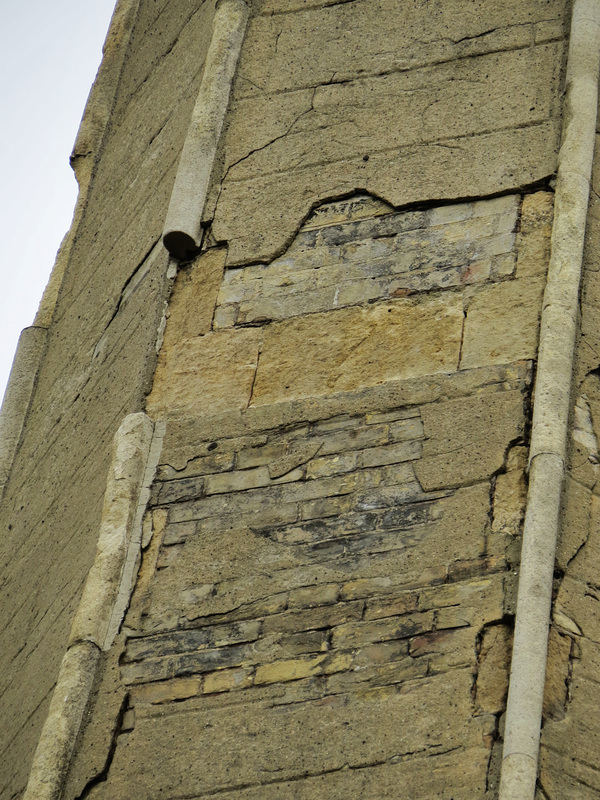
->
[554,575,600,641]
[474,624,512,714]
[288,584,340,609]
[542,675,600,776]
[562,492,600,586]
[147,328,261,417]
[153,475,205,506]
[492,463,528,536]
[326,654,427,693]
[418,576,504,616]
[318,423,390,455]
[132,677,202,705]
[416,391,525,490]
[360,440,422,468]
[160,248,225,347]
[252,656,327,686]
[460,277,546,369]
[516,191,554,277]
[263,602,364,636]
[299,493,356,521]
[252,295,464,405]
[543,627,571,721]
[204,466,272,495]
[364,593,419,621]
[305,452,358,480]
[388,417,424,441]
[556,477,592,572]
[539,746,600,800]
[332,612,435,649]
[410,626,477,672]
[203,667,254,694]
[124,619,262,664]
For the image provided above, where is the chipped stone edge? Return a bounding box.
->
[499,2,600,798]
[162,0,250,259]
[22,412,164,800]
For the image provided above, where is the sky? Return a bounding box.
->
[0,0,118,404]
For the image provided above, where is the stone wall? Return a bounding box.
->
[0,0,582,798]
[77,181,552,798]
[0,2,218,797]
[80,364,529,798]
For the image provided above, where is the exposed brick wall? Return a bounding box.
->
[87,364,528,797]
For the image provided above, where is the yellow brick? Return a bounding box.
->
[254,655,327,685]
[132,677,202,704]
[203,668,254,694]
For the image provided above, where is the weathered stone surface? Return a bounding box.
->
[542,628,571,721]
[516,191,554,277]
[460,277,546,369]
[474,624,512,714]
[161,248,226,345]
[554,576,599,641]
[542,675,600,779]
[251,295,464,405]
[84,670,488,798]
[244,0,566,93]
[492,446,528,536]
[415,391,525,491]
[539,748,600,800]
[560,493,600,587]
[556,477,592,572]
[147,328,262,416]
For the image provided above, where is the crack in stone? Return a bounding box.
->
[73,694,129,800]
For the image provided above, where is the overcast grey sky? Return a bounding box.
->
[0,0,118,403]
